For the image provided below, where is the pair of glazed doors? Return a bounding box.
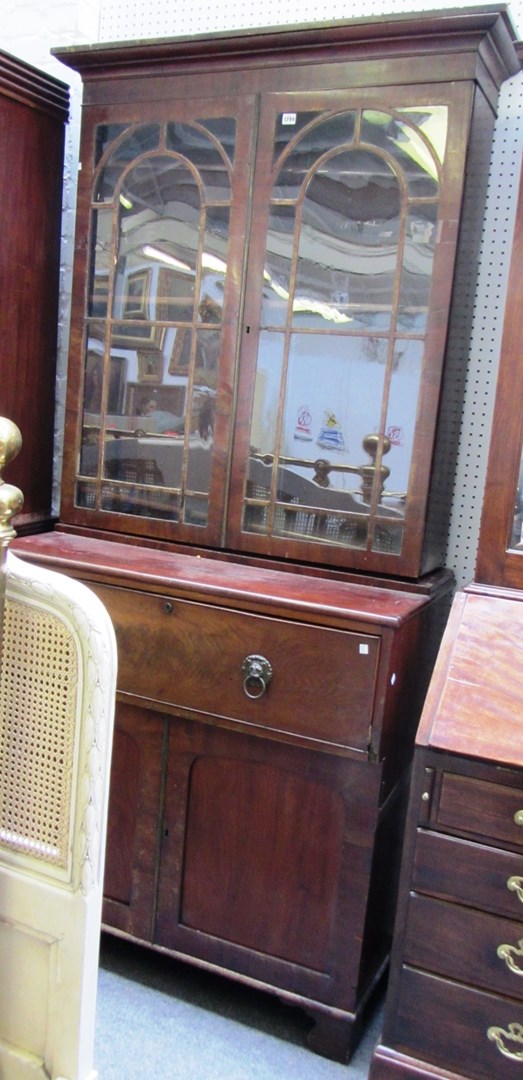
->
[66,80,470,576]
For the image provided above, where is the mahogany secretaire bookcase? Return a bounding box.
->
[13,8,519,1061]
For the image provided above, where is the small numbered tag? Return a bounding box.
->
[282,112,297,125]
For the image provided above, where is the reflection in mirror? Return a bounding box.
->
[77,325,216,525]
[77,117,235,530]
[294,148,401,331]
[95,124,161,200]
[244,332,408,552]
[273,111,356,191]
[243,104,443,556]
[360,109,444,196]
[114,156,200,324]
[88,209,112,319]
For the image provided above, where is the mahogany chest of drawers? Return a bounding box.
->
[370,588,523,1079]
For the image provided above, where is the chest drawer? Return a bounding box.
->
[92,584,381,751]
[404,893,523,1001]
[412,831,523,919]
[390,967,523,1079]
[435,772,523,849]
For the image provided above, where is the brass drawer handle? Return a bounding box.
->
[487,1022,523,1061]
[242,654,272,699]
[497,938,523,976]
[507,876,523,904]
[514,809,523,827]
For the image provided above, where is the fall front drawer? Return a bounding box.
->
[92,583,381,751]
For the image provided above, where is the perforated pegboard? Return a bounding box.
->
[94,0,523,586]
[97,0,523,43]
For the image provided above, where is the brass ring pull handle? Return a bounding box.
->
[242,654,272,699]
[507,876,523,904]
[497,938,523,976]
[487,1022,523,1061]
[514,809,523,827]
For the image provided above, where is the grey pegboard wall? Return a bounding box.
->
[97,0,523,586]
[445,67,523,585]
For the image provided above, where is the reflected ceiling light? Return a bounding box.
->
[142,246,226,275]
[265,271,351,324]
[143,245,193,273]
[201,252,227,274]
[119,193,133,210]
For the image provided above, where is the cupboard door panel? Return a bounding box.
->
[180,754,345,968]
[102,701,165,941]
[155,717,382,1006]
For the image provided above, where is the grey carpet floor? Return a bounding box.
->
[95,934,383,1078]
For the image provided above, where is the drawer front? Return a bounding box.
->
[436,772,523,849]
[93,584,380,750]
[413,831,523,919]
[404,893,523,1001]
[391,967,523,1079]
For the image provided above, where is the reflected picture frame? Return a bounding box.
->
[123,268,151,319]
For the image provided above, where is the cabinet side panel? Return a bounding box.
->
[424,86,496,575]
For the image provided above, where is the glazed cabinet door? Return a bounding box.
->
[62,95,256,546]
[227,84,473,576]
[62,73,477,579]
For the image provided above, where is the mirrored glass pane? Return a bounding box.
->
[95,124,128,167]
[244,332,402,546]
[94,124,161,202]
[199,117,237,160]
[100,458,180,519]
[87,209,113,318]
[282,333,387,496]
[184,494,209,526]
[294,150,400,329]
[262,205,296,328]
[509,445,523,550]
[194,328,220,391]
[114,156,201,324]
[166,120,234,197]
[199,207,229,318]
[77,318,217,522]
[382,339,424,510]
[398,205,438,331]
[272,111,355,196]
[371,520,404,554]
[79,334,106,478]
[398,106,448,165]
[76,480,97,509]
[248,331,284,458]
[361,109,442,197]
